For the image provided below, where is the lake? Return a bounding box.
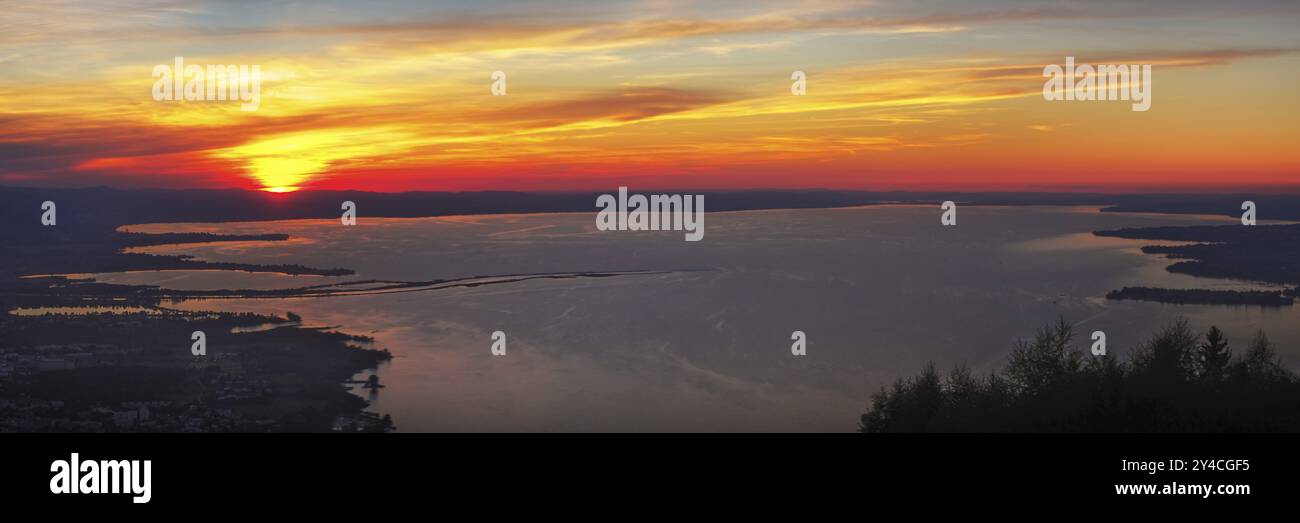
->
[72,205,1300,431]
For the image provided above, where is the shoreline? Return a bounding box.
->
[0,223,388,432]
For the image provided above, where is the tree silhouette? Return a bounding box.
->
[1005,316,1082,396]
[1196,326,1231,381]
[1130,318,1197,384]
[1236,331,1287,382]
[860,317,1300,433]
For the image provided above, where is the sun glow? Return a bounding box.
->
[210,127,420,191]
[262,186,300,193]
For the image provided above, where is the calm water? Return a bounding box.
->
[68,206,1300,431]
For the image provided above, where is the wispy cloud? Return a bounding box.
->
[2,0,1298,190]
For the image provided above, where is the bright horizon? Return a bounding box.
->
[2,1,1298,193]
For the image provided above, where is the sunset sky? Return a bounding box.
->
[1,0,1297,193]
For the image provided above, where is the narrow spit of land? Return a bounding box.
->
[1095,224,1300,306]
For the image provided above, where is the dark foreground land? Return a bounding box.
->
[862,318,1300,432]
[0,309,392,432]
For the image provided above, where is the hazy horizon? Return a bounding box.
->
[12,183,1300,196]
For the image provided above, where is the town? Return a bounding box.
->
[0,305,394,432]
